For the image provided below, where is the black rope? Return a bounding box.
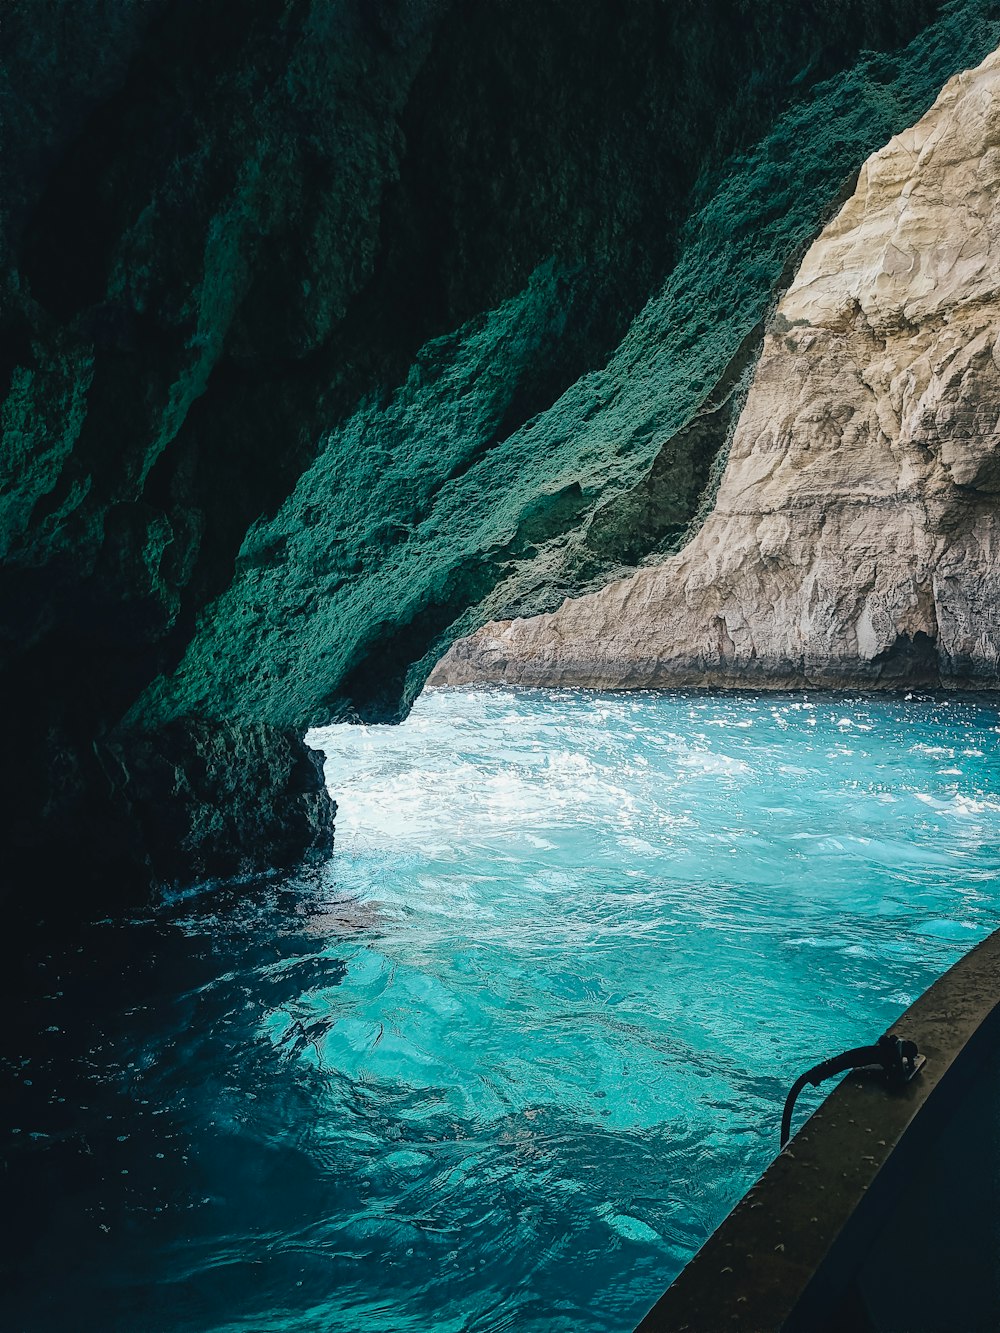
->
[780,1033,921,1148]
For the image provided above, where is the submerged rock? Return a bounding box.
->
[433,44,1000,693]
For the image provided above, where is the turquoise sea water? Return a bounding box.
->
[5,689,1000,1331]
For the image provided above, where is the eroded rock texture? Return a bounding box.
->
[434,44,1000,694]
[4,0,1000,899]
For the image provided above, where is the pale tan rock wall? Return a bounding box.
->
[432,47,1000,692]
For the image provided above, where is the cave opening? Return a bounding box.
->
[7,0,1000,1327]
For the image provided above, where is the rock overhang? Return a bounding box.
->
[3,0,1000,900]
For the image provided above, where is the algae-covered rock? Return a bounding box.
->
[2,0,998,899]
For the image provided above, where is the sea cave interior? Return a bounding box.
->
[5,2,1000,1330]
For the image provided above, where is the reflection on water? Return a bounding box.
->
[4,689,1000,1331]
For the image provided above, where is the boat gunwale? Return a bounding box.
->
[634,923,1000,1331]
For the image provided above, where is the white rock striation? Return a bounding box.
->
[432,47,1000,692]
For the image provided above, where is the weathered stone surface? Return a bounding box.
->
[101,722,336,895]
[4,1,1000,900]
[433,45,1000,694]
[4,717,335,905]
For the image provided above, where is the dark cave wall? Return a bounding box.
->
[2,0,999,900]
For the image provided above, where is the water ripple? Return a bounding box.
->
[4,690,1000,1331]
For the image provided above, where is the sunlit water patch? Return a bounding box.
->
[4,689,1000,1331]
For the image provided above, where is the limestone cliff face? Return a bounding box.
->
[5,1,1000,901]
[433,46,1000,694]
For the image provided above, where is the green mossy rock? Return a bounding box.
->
[2,0,997,898]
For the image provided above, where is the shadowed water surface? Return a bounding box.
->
[4,689,1000,1331]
